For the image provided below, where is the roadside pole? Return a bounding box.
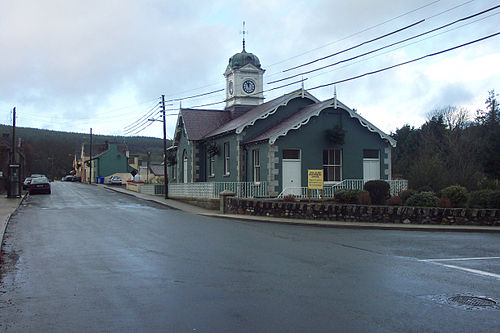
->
[89,128,92,184]
[161,95,168,199]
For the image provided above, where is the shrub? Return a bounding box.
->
[405,191,438,207]
[357,192,372,205]
[386,196,403,206]
[283,194,296,202]
[364,180,390,205]
[468,190,492,208]
[440,185,468,208]
[437,197,451,208]
[335,190,366,204]
[399,189,417,205]
[487,190,500,209]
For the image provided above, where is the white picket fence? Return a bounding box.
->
[168,181,269,199]
[277,179,408,200]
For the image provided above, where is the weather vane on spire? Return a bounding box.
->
[240,21,248,51]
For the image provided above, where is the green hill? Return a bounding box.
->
[0,124,170,179]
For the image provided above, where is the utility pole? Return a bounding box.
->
[89,128,93,184]
[161,95,168,199]
[11,107,16,164]
[147,151,151,184]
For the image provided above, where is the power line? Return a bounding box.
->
[267,0,442,68]
[123,102,161,131]
[165,88,225,103]
[306,11,500,82]
[306,31,500,92]
[123,110,161,135]
[283,19,426,73]
[268,4,500,85]
[124,113,161,136]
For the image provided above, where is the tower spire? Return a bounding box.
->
[333,85,338,109]
[241,21,247,51]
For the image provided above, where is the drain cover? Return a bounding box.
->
[448,296,496,307]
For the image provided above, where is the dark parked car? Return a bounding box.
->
[62,175,73,181]
[27,176,51,194]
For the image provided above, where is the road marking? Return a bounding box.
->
[425,262,500,280]
[420,257,500,262]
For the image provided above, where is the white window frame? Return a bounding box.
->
[172,162,177,180]
[224,142,230,176]
[208,155,215,177]
[323,148,342,184]
[253,149,260,183]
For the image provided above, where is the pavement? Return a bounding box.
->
[0,193,25,244]
[101,184,500,233]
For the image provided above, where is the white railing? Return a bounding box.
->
[388,179,408,196]
[277,179,408,199]
[168,181,269,199]
[140,184,165,195]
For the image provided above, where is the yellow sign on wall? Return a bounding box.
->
[308,169,324,189]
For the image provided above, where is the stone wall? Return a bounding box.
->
[172,196,219,210]
[225,198,500,226]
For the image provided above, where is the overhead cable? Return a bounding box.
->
[123,102,160,130]
[283,19,426,73]
[307,31,500,92]
[165,88,225,103]
[124,114,160,136]
[267,0,441,68]
[123,108,161,134]
[268,4,500,85]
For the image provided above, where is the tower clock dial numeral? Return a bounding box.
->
[242,80,255,94]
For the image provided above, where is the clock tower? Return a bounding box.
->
[224,44,265,112]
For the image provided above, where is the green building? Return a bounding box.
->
[169,46,396,197]
[89,142,135,181]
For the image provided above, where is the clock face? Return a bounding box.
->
[228,81,233,95]
[242,80,255,94]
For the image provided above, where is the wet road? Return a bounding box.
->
[1,182,499,332]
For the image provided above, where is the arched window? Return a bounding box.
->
[182,150,188,183]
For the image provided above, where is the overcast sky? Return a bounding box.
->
[1,0,499,140]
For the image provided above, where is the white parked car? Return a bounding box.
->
[108,176,122,185]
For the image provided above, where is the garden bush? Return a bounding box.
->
[436,197,451,208]
[335,190,366,204]
[357,192,371,205]
[386,196,403,206]
[363,180,390,205]
[399,189,417,205]
[440,185,468,208]
[405,191,438,207]
[488,190,500,209]
[468,190,492,208]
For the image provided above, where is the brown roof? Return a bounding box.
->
[150,164,165,176]
[180,109,231,141]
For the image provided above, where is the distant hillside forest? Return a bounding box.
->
[0,124,169,179]
[391,90,499,191]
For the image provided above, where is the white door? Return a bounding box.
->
[282,160,301,195]
[363,159,380,181]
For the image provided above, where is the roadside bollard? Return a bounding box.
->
[219,190,235,214]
